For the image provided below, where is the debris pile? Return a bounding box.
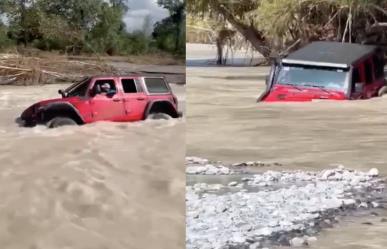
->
[0,53,116,85]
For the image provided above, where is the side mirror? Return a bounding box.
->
[354,82,364,93]
[58,89,65,98]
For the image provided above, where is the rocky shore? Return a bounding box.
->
[186,156,280,175]
[186,158,386,249]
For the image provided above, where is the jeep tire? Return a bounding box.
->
[47,117,77,128]
[147,113,172,120]
[378,85,387,97]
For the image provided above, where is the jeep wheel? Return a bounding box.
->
[378,86,387,97]
[47,117,77,128]
[147,113,172,120]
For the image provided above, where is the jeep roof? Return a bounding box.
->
[282,41,378,69]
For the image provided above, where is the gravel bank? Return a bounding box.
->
[185,157,280,175]
[186,160,386,249]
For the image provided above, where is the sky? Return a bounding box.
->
[0,0,169,33]
[123,0,169,33]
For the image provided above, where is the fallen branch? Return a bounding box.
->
[0,65,32,72]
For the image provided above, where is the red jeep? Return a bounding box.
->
[258,41,387,102]
[19,75,181,128]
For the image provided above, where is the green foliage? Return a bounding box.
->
[0,0,185,56]
[154,0,186,55]
[0,24,14,49]
[188,0,387,57]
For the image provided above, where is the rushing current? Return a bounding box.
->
[0,83,185,249]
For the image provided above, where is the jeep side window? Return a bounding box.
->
[121,79,137,93]
[364,60,373,84]
[144,78,170,94]
[352,67,360,92]
[373,55,384,79]
[94,80,116,94]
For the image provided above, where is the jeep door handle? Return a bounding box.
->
[113,98,122,102]
[136,97,145,101]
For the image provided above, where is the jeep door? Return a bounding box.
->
[353,55,385,99]
[350,66,363,99]
[362,58,380,98]
[120,78,148,121]
[89,78,126,122]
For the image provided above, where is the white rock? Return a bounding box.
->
[231,232,246,243]
[219,167,231,175]
[255,227,272,236]
[228,181,238,187]
[186,166,201,174]
[368,168,379,177]
[290,237,307,247]
[305,236,317,244]
[342,199,356,206]
[371,201,380,208]
[186,156,209,165]
[204,164,218,175]
[236,183,244,188]
[321,169,335,179]
[249,242,261,249]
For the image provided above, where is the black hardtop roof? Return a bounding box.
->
[282,41,378,68]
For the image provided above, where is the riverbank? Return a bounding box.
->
[186,158,386,249]
[0,53,185,85]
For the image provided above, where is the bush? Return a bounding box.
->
[0,25,14,49]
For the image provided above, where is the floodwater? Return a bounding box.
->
[0,84,185,249]
[187,66,387,173]
[186,44,387,249]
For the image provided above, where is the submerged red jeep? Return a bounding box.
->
[258,41,387,102]
[19,75,181,128]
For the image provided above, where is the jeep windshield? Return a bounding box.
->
[64,77,91,97]
[275,64,348,91]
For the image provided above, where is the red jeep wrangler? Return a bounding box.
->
[19,75,181,128]
[258,41,387,102]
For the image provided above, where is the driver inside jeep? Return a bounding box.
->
[100,82,111,94]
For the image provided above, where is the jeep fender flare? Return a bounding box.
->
[144,100,178,119]
[38,102,84,124]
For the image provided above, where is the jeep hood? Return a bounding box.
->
[261,84,346,102]
[21,97,78,119]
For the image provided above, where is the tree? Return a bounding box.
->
[156,0,186,53]
[187,0,271,58]
[188,0,387,60]
[0,0,184,56]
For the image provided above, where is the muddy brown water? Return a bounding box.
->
[186,65,387,249]
[0,84,185,249]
